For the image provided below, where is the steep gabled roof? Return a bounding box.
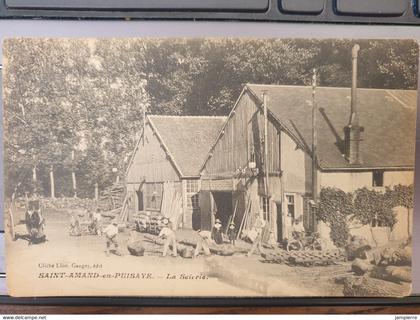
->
[148,115,227,177]
[246,84,417,170]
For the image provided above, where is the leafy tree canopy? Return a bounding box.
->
[3,38,418,198]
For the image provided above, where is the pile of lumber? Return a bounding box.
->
[237,197,253,240]
[262,249,345,267]
[160,182,183,229]
[99,183,125,211]
[131,211,162,235]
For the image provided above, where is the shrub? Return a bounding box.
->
[318,187,353,247]
[353,187,396,228]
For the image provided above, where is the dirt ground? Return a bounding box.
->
[5,207,348,297]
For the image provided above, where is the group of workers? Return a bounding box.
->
[23,200,304,258]
[69,208,103,237]
[71,207,305,257]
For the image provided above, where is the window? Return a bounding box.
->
[372,170,384,187]
[260,196,270,221]
[145,183,163,211]
[286,194,295,220]
[185,179,200,209]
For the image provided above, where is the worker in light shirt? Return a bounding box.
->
[89,208,103,235]
[193,229,212,258]
[104,219,120,256]
[158,218,178,257]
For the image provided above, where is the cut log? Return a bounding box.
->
[345,236,371,261]
[127,240,145,256]
[385,266,411,283]
[351,258,374,276]
[179,238,236,256]
[343,276,410,297]
[380,246,412,266]
[143,234,194,258]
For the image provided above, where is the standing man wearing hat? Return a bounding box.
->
[211,219,224,245]
[158,218,178,257]
[227,221,237,246]
[103,219,121,256]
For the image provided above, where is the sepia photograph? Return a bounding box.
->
[3,37,418,297]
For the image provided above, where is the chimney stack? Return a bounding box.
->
[344,44,364,165]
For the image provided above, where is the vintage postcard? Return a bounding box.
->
[3,38,417,297]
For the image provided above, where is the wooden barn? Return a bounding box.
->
[199,74,416,242]
[125,115,226,229]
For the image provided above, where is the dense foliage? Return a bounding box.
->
[318,187,353,248]
[3,38,418,198]
[318,185,414,247]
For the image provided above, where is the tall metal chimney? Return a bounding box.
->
[344,44,364,165]
[349,44,360,126]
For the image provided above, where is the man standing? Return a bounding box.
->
[69,212,81,236]
[247,212,266,257]
[211,219,223,245]
[227,222,237,246]
[158,218,177,257]
[89,209,103,235]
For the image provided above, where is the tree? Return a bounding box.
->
[3,38,417,199]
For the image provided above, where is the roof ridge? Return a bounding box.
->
[246,83,417,92]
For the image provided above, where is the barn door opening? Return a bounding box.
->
[212,191,233,233]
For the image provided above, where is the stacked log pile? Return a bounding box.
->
[99,183,125,211]
[339,237,412,297]
[131,212,163,235]
[41,197,96,210]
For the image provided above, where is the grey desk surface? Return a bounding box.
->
[0,20,419,298]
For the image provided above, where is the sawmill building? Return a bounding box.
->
[199,81,416,242]
[125,115,226,229]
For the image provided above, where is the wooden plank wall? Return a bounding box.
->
[126,124,181,183]
[203,90,281,178]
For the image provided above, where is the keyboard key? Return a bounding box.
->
[5,0,269,11]
[280,0,324,14]
[336,0,407,16]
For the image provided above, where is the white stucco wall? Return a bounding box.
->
[280,131,307,194]
[384,171,414,187]
[318,171,372,193]
[319,170,414,193]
